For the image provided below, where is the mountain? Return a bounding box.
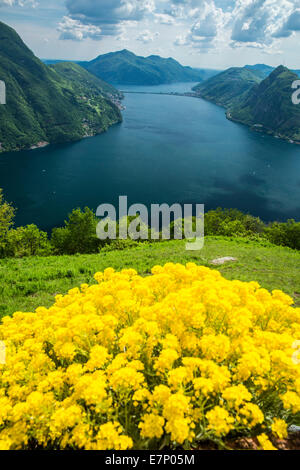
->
[245,64,300,79]
[244,64,275,79]
[80,49,205,85]
[228,66,300,143]
[0,21,122,153]
[192,67,263,108]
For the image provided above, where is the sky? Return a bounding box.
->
[1,0,300,69]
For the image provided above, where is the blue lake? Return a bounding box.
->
[1,82,300,231]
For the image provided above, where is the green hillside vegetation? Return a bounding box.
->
[0,21,122,153]
[80,49,205,85]
[192,67,263,108]
[229,66,300,142]
[193,64,300,143]
[50,61,123,100]
[0,237,299,319]
[244,64,275,78]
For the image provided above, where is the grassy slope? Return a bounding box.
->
[0,237,299,319]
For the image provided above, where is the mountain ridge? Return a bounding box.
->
[79,49,208,85]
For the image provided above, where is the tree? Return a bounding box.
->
[51,207,100,255]
[5,224,52,258]
[0,189,15,257]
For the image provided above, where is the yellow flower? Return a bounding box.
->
[271,419,288,440]
[206,407,234,437]
[85,345,110,371]
[139,413,165,439]
[281,391,300,414]
[95,422,133,450]
[257,433,277,450]
[0,263,298,450]
[109,366,145,392]
[154,349,179,372]
[0,438,12,450]
[165,417,193,444]
[238,403,264,427]
[222,384,252,408]
[151,385,171,405]
[50,405,82,438]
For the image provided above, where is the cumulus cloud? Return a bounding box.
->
[154,13,175,25]
[191,12,218,38]
[273,8,300,38]
[231,0,270,44]
[0,0,36,5]
[64,0,155,35]
[57,16,102,41]
[136,30,160,43]
[230,0,298,48]
[173,2,228,51]
[170,0,300,52]
[4,0,300,54]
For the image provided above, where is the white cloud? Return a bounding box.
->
[173,2,229,51]
[170,0,300,53]
[136,29,160,43]
[174,34,188,45]
[64,0,155,36]
[3,0,300,59]
[230,0,297,48]
[0,0,37,5]
[57,16,102,41]
[154,13,175,25]
[273,8,300,38]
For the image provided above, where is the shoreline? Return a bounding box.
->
[0,117,122,155]
[226,111,300,145]
[193,92,300,146]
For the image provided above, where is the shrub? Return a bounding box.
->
[0,263,299,450]
[263,220,300,251]
[204,209,264,237]
[4,224,52,258]
[51,207,101,255]
[0,189,15,258]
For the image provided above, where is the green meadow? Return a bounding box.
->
[0,236,299,319]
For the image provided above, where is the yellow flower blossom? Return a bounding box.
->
[257,433,277,450]
[271,419,288,440]
[206,407,234,436]
[139,413,165,439]
[0,263,298,450]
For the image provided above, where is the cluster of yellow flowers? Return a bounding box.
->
[0,263,299,450]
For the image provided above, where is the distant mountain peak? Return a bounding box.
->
[81,49,204,85]
[118,49,135,56]
[269,65,289,77]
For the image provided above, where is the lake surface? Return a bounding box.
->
[1,82,300,231]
